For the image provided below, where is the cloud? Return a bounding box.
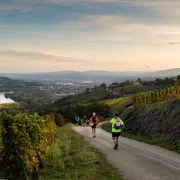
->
[59,14,180,45]
[0,50,86,63]
[0,0,122,13]
[1,0,180,18]
[122,0,180,20]
[169,42,180,44]
[43,0,120,4]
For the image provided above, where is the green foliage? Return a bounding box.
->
[154,77,176,85]
[49,112,65,127]
[39,124,122,180]
[0,112,56,180]
[100,83,107,89]
[49,102,112,123]
[5,91,56,115]
[120,98,180,149]
[0,103,28,115]
[0,77,43,91]
[110,80,133,87]
[177,75,180,82]
[53,89,115,106]
[114,84,142,95]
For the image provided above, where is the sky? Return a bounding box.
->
[0,0,180,73]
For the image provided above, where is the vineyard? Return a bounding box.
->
[0,112,56,180]
[102,98,124,106]
[133,82,180,107]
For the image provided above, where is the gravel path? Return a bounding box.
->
[73,126,180,180]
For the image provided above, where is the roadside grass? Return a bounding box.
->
[39,124,122,180]
[101,123,180,154]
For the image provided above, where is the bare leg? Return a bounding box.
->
[114,136,119,149]
[112,137,116,144]
[114,137,119,149]
[92,128,94,136]
[115,137,119,144]
[92,128,96,137]
[94,128,96,136]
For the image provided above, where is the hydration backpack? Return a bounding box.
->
[113,118,121,129]
[92,116,97,123]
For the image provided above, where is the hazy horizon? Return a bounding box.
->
[0,68,179,74]
[0,0,180,73]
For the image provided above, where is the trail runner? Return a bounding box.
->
[110,113,124,150]
[90,112,99,138]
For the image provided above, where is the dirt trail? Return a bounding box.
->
[73,126,180,180]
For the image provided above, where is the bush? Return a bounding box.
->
[0,112,56,180]
[49,112,65,126]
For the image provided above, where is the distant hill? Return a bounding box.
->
[0,71,144,83]
[0,68,180,83]
[0,77,11,80]
[0,76,43,91]
[143,68,180,78]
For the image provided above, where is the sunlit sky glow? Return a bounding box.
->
[0,0,180,73]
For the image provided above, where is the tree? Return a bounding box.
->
[177,75,180,82]
[137,78,142,83]
[85,88,90,92]
[100,83,107,89]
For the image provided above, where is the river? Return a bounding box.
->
[0,92,15,104]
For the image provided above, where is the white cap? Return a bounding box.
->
[93,112,96,116]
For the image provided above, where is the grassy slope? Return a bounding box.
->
[53,88,132,116]
[114,84,142,94]
[55,90,109,106]
[39,124,122,180]
[101,97,124,106]
[114,84,168,95]
[121,98,180,147]
[97,96,130,111]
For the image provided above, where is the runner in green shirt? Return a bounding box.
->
[110,113,124,150]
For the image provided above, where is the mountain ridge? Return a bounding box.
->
[0,68,179,83]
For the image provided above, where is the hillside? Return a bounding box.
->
[53,89,116,106]
[120,98,180,148]
[113,84,169,96]
[0,77,10,80]
[0,76,43,91]
[144,68,180,77]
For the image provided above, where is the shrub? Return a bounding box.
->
[0,112,56,180]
